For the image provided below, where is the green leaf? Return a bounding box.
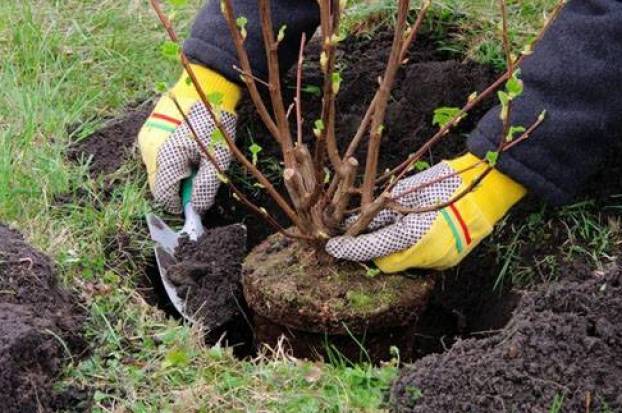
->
[153,81,168,94]
[207,92,224,106]
[506,72,524,99]
[414,160,430,171]
[366,267,381,277]
[331,72,342,94]
[497,91,510,121]
[506,125,526,142]
[433,107,462,128]
[167,0,188,6]
[236,16,248,39]
[211,129,225,147]
[485,150,499,167]
[160,41,180,60]
[314,119,325,131]
[301,85,322,97]
[249,142,263,166]
[235,16,248,29]
[277,25,287,43]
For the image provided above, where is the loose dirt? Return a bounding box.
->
[167,224,252,348]
[0,225,87,413]
[68,101,152,176]
[243,233,434,361]
[391,262,622,412]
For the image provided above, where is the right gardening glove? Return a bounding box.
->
[138,64,241,214]
[326,153,527,273]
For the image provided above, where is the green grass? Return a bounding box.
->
[2,0,618,412]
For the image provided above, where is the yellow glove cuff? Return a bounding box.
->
[374,153,526,273]
[446,153,527,225]
[172,64,242,113]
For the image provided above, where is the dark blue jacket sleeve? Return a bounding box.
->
[184,0,319,83]
[468,0,622,205]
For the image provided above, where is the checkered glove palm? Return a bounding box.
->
[137,65,240,214]
[326,154,527,273]
[153,102,236,214]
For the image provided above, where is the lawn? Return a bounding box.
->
[2,0,619,412]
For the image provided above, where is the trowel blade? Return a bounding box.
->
[153,245,196,323]
[146,213,179,255]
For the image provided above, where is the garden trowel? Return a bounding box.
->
[146,174,204,323]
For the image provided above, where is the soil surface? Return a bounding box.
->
[0,224,87,413]
[243,233,433,361]
[391,261,622,413]
[68,101,152,176]
[168,224,252,347]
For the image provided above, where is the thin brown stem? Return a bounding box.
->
[316,0,343,174]
[232,65,271,88]
[258,0,295,167]
[498,0,513,150]
[220,0,281,141]
[344,0,431,161]
[295,33,307,147]
[385,167,492,215]
[360,0,410,206]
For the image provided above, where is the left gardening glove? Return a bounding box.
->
[326,153,527,273]
[138,64,241,214]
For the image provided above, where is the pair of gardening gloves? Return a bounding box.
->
[138,67,526,273]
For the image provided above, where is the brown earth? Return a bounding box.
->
[243,233,433,361]
[168,224,253,353]
[67,101,152,177]
[0,225,88,413]
[391,261,622,412]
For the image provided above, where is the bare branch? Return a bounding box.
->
[344,0,431,160]
[258,0,296,167]
[220,0,281,142]
[315,0,344,175]
[295,33,307,147]
[360,0,411,206]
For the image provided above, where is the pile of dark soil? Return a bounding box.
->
[167,224,252,349]
[67,101,152,177]
[0,225,87,413]
[243,233,434,362]
[391,262,622,412]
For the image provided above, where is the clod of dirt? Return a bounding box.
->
[0,225,87,413]
[391,262,622,412]
[168,224,248,333]
[243,233,434,361]
[68,101,152,176]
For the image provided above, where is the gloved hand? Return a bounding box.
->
[326,153,526,273]
[138,64,241,214]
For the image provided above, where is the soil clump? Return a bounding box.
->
[391,262,622,412]
[0,225,87,412]
[68,101,152,176]
[167,224,252,348]
[243,233,434,361]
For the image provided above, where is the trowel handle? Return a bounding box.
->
[181,171,196,208]
[180,170,204,241]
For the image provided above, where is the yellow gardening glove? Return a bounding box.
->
[138,64,241,214]
[326,153,526,273]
